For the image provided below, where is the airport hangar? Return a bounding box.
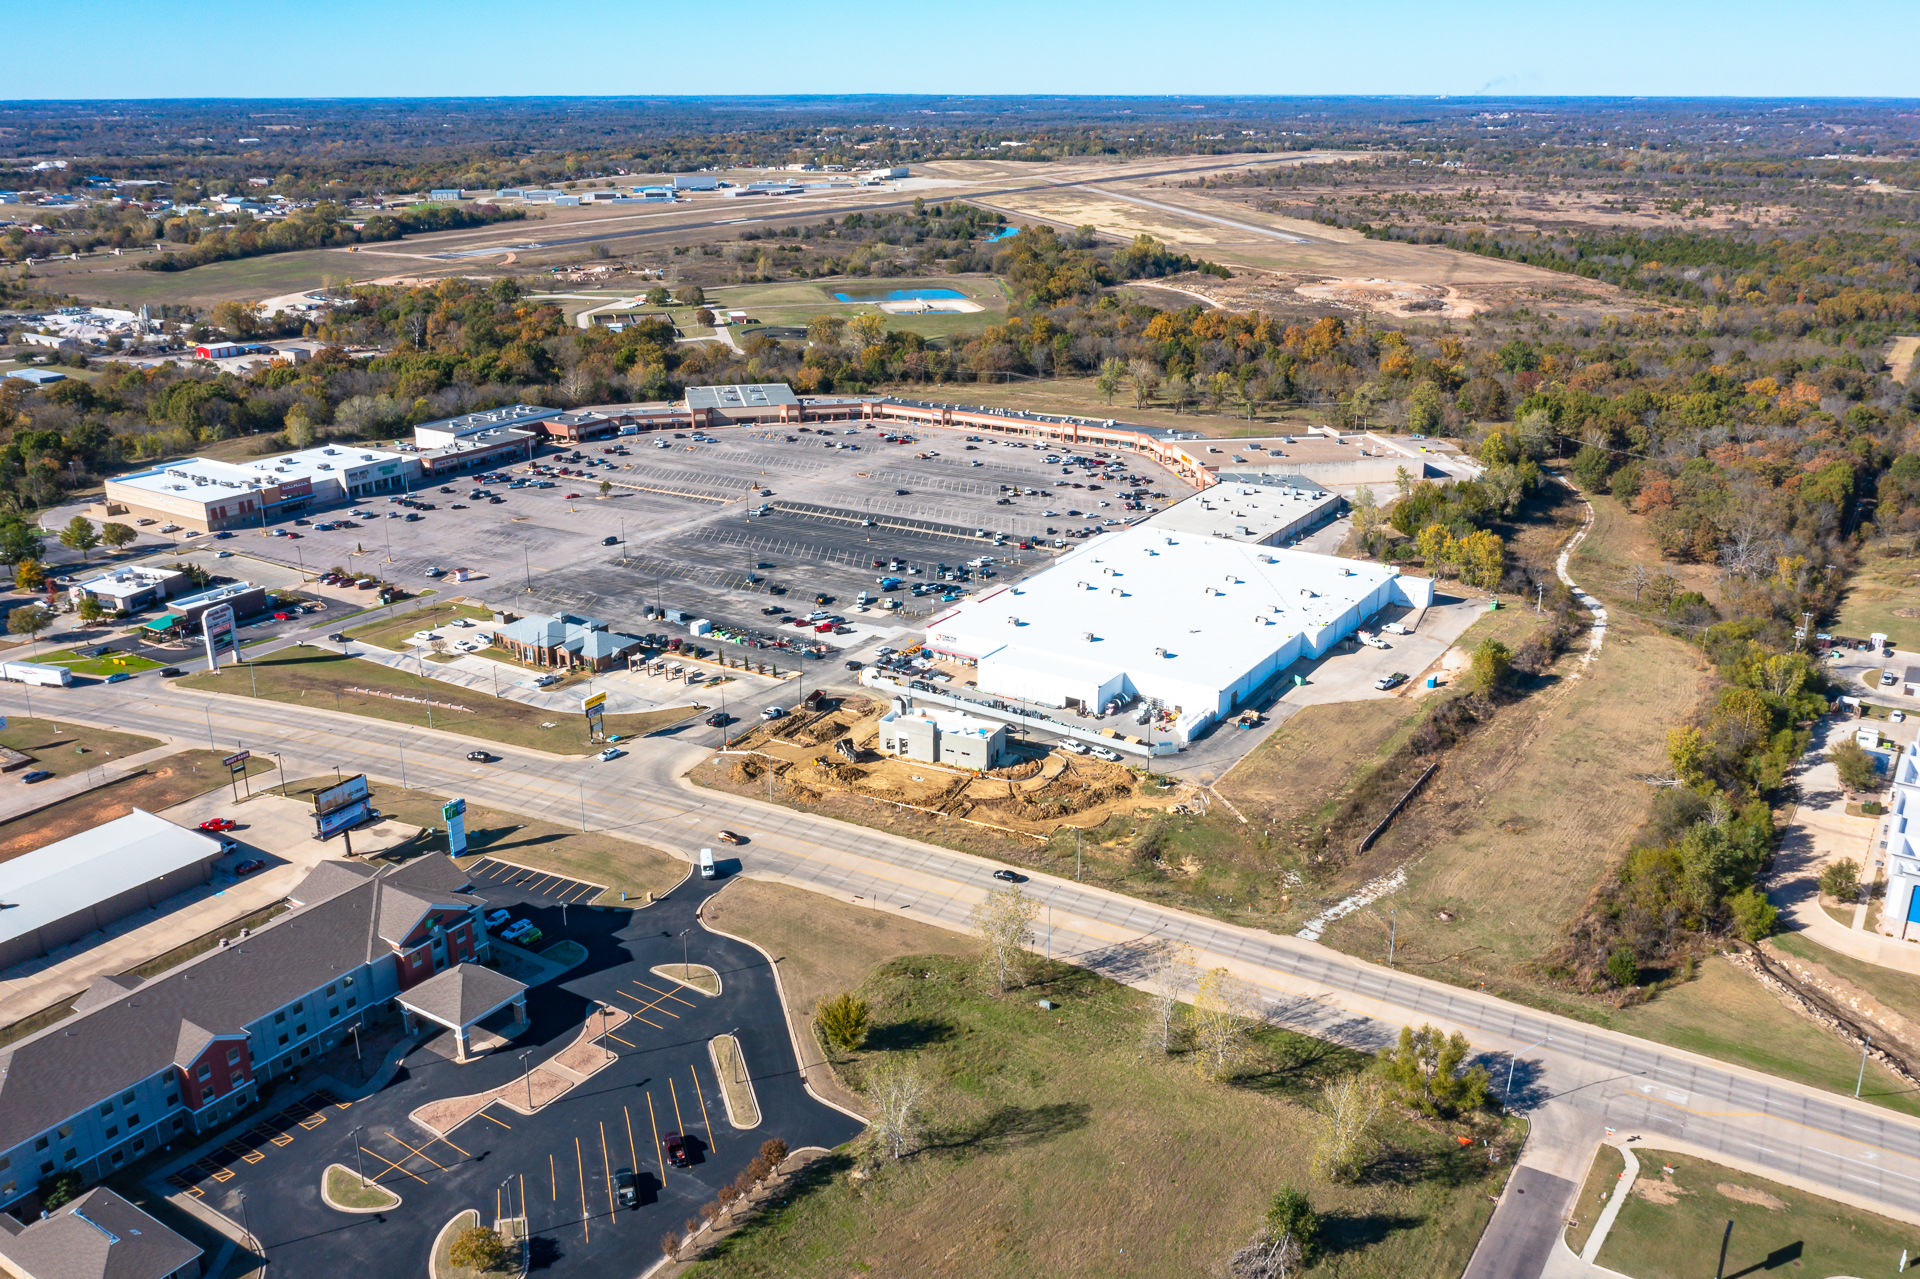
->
[924,521,1432,742]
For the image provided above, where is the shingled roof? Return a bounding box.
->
[0,855,481,1153]
[0,1187,202,1279]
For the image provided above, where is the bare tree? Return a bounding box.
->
[1310,1074,1382,1181]
[1622,561,1655,604]
[968,886,1039,995]
[1142,940,1194,1055]
[865,1058,929,1161]
[1191,967,1261,1079]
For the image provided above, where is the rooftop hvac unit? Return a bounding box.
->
[1082,631,1095,642]
[1110,587,1122,596]
[1102,566,1115,575]
[1006,616,1019,625]
[1154,647,1167,657]
[1077,581,1088,590]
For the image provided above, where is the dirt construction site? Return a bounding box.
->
[693,694,1194,838]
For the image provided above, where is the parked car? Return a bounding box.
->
[1382,622,1412,635]
[761,706,784,720]
[483,908,511,929]
[499,919,542,944]
[1058,740,1090,755]
[1881,671,1900,687]
[614,1168,638,1210]
[602,535,619,546]
[705,712,731,727]
[21,769,53,784]
[1374,672,1409,691]
[199,818,238,832]
[1089,746,1122,762]
[232,859,266,876]
[598,747,625,762]
[662,1133,690,1168]
[272,611,293,621]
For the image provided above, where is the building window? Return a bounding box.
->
[171,1118,185,1133]
[35,1138,49,1153]
[278,1034,289,1046]
[1,1181,12,1197]
[346,996,357,1009]
[227,1048,241,1066]
[0,1155,8,1172]
[62,1150,75,1164]
[133,1138,146,1154]
[328,1007,340,1019]
[165,1092,178,1107]
[39,1162,53,1177]
[197,1065,212,1082]
[57,1124,72,1140]
[296,1023,308,1036]
[293,1001,304,1013]
[298,1046,311,1060]
[127,1114,139,1128]
[274,1011,286,1025]
[120,1091,135,1105]
[110,1150,124,1166]
[343,976,355,987]
[104,1126,118,1139]
[326,983,337,997]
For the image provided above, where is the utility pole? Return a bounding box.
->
[348,1125,367,1187]
[1388,908,1397,967]
[519,1049,534,1110]
[1858,1034,1873,1097]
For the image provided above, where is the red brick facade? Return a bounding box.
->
[392,913,478,992]
[178,1036,252,1112]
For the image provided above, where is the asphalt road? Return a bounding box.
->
[185,871,858,1277]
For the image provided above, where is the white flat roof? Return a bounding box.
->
[1146,481,1340,542]
[0,809,221,948]
[928,524,1409,690]
[108,444,409,499]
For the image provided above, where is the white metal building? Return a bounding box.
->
[926,524,1432,741]
[102,445,418,530]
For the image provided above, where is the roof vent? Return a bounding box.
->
[1110,587,1122,596]
[1082,631,1094,642]
[1154,646,1167,657]
[1006,616,1019,626]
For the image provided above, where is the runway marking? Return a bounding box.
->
[691,1066,718,1152]
[387,1132,450,1172]
[360,1144,428,1186]
[647,1091,665,1182]
[575,1137,591,1244]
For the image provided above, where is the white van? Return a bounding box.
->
[699,848,716,880]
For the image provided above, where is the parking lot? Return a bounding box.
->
[168,871,859,1278]
[229,422,1183,657]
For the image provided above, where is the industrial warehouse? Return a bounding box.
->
[924,524,1432,741]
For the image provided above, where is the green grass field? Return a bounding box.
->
[344,601,491,651]
[176,646,698,753]
[277,775,685,904]
[1834,551,1920,650]
[31,647,165,678]
[688,939,1515,1278]
[0,717,161,779]
[1596,1151,1914,1279]
[27,247,407,311]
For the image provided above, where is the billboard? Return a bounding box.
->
[313,773,370,816]
[315,798,371,839]
[202,603,237,671]
[582,690,607,738]
[442,797,468,857]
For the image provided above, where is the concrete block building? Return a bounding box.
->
[67,566,187,614]
[0,810,226,970]
[878,702,1012,770]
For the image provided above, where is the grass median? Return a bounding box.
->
[344,601,492,651]
[179,645,700,753]
[30,648,165,678]
[0,717,161,781]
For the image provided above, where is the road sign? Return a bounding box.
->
[202,603,237,671]
[583,690,607,739]
[443,797,468,857]
[582,692,607,712]
[223,750,250,770]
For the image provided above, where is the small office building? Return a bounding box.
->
[67,566,187,614]
[491,612,648,672]
[878,702,1012,771]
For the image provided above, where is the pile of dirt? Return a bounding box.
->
[807,759,869,786]
[990,771,1136,822]
[987,759,1044,781]
[729,756,779,784]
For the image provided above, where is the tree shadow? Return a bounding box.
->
[924,1101,1092,1155]
[864,1016,958,1052]
[1357,1138,1491,1190]
[1232,1033,1368,1104]
[1318,1207,1424,1255]
[696,1153,853,1262]
[525,1235,564,1272]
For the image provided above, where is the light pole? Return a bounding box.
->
[204,704,214,749]
[578,778,586,832]
[728,1027,742,1083]
[269,750,286,796]
[1857,1034,1873,1098]
[679,928,691,975]
[1504,1036,1551,1113]
[399,741,408,790]
[518,1049,534,1110]
[348,1125,367,1187]
[238,1192,258,1265]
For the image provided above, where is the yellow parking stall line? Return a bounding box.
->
[563,883,600,905]
[298,1113,327,1130]
[479,1110,512,1129]
[210,1168,235,1183]
[599,1122,615,1219]
[575,1138,590,1244]
[690,1066,717,1152]
[629,979,697,1010]
[669,1077,688,1145]
[530,874,562,894]
[359,1145,428,1186]
[647,1092,664,1182]
[549,1152,556,1201]
[624,985,684,1019]
[623,1106,639,1175]
[431,1133,472,1159]
[241,1149,266,1164]
[603,1029,638,1049]
[609,990,666,1028]
[386,1133,450,1173]
[270,1132,294,1147]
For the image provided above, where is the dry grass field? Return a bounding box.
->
[696,880,1516,1279]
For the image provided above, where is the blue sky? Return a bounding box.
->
[22,0,1920,99]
